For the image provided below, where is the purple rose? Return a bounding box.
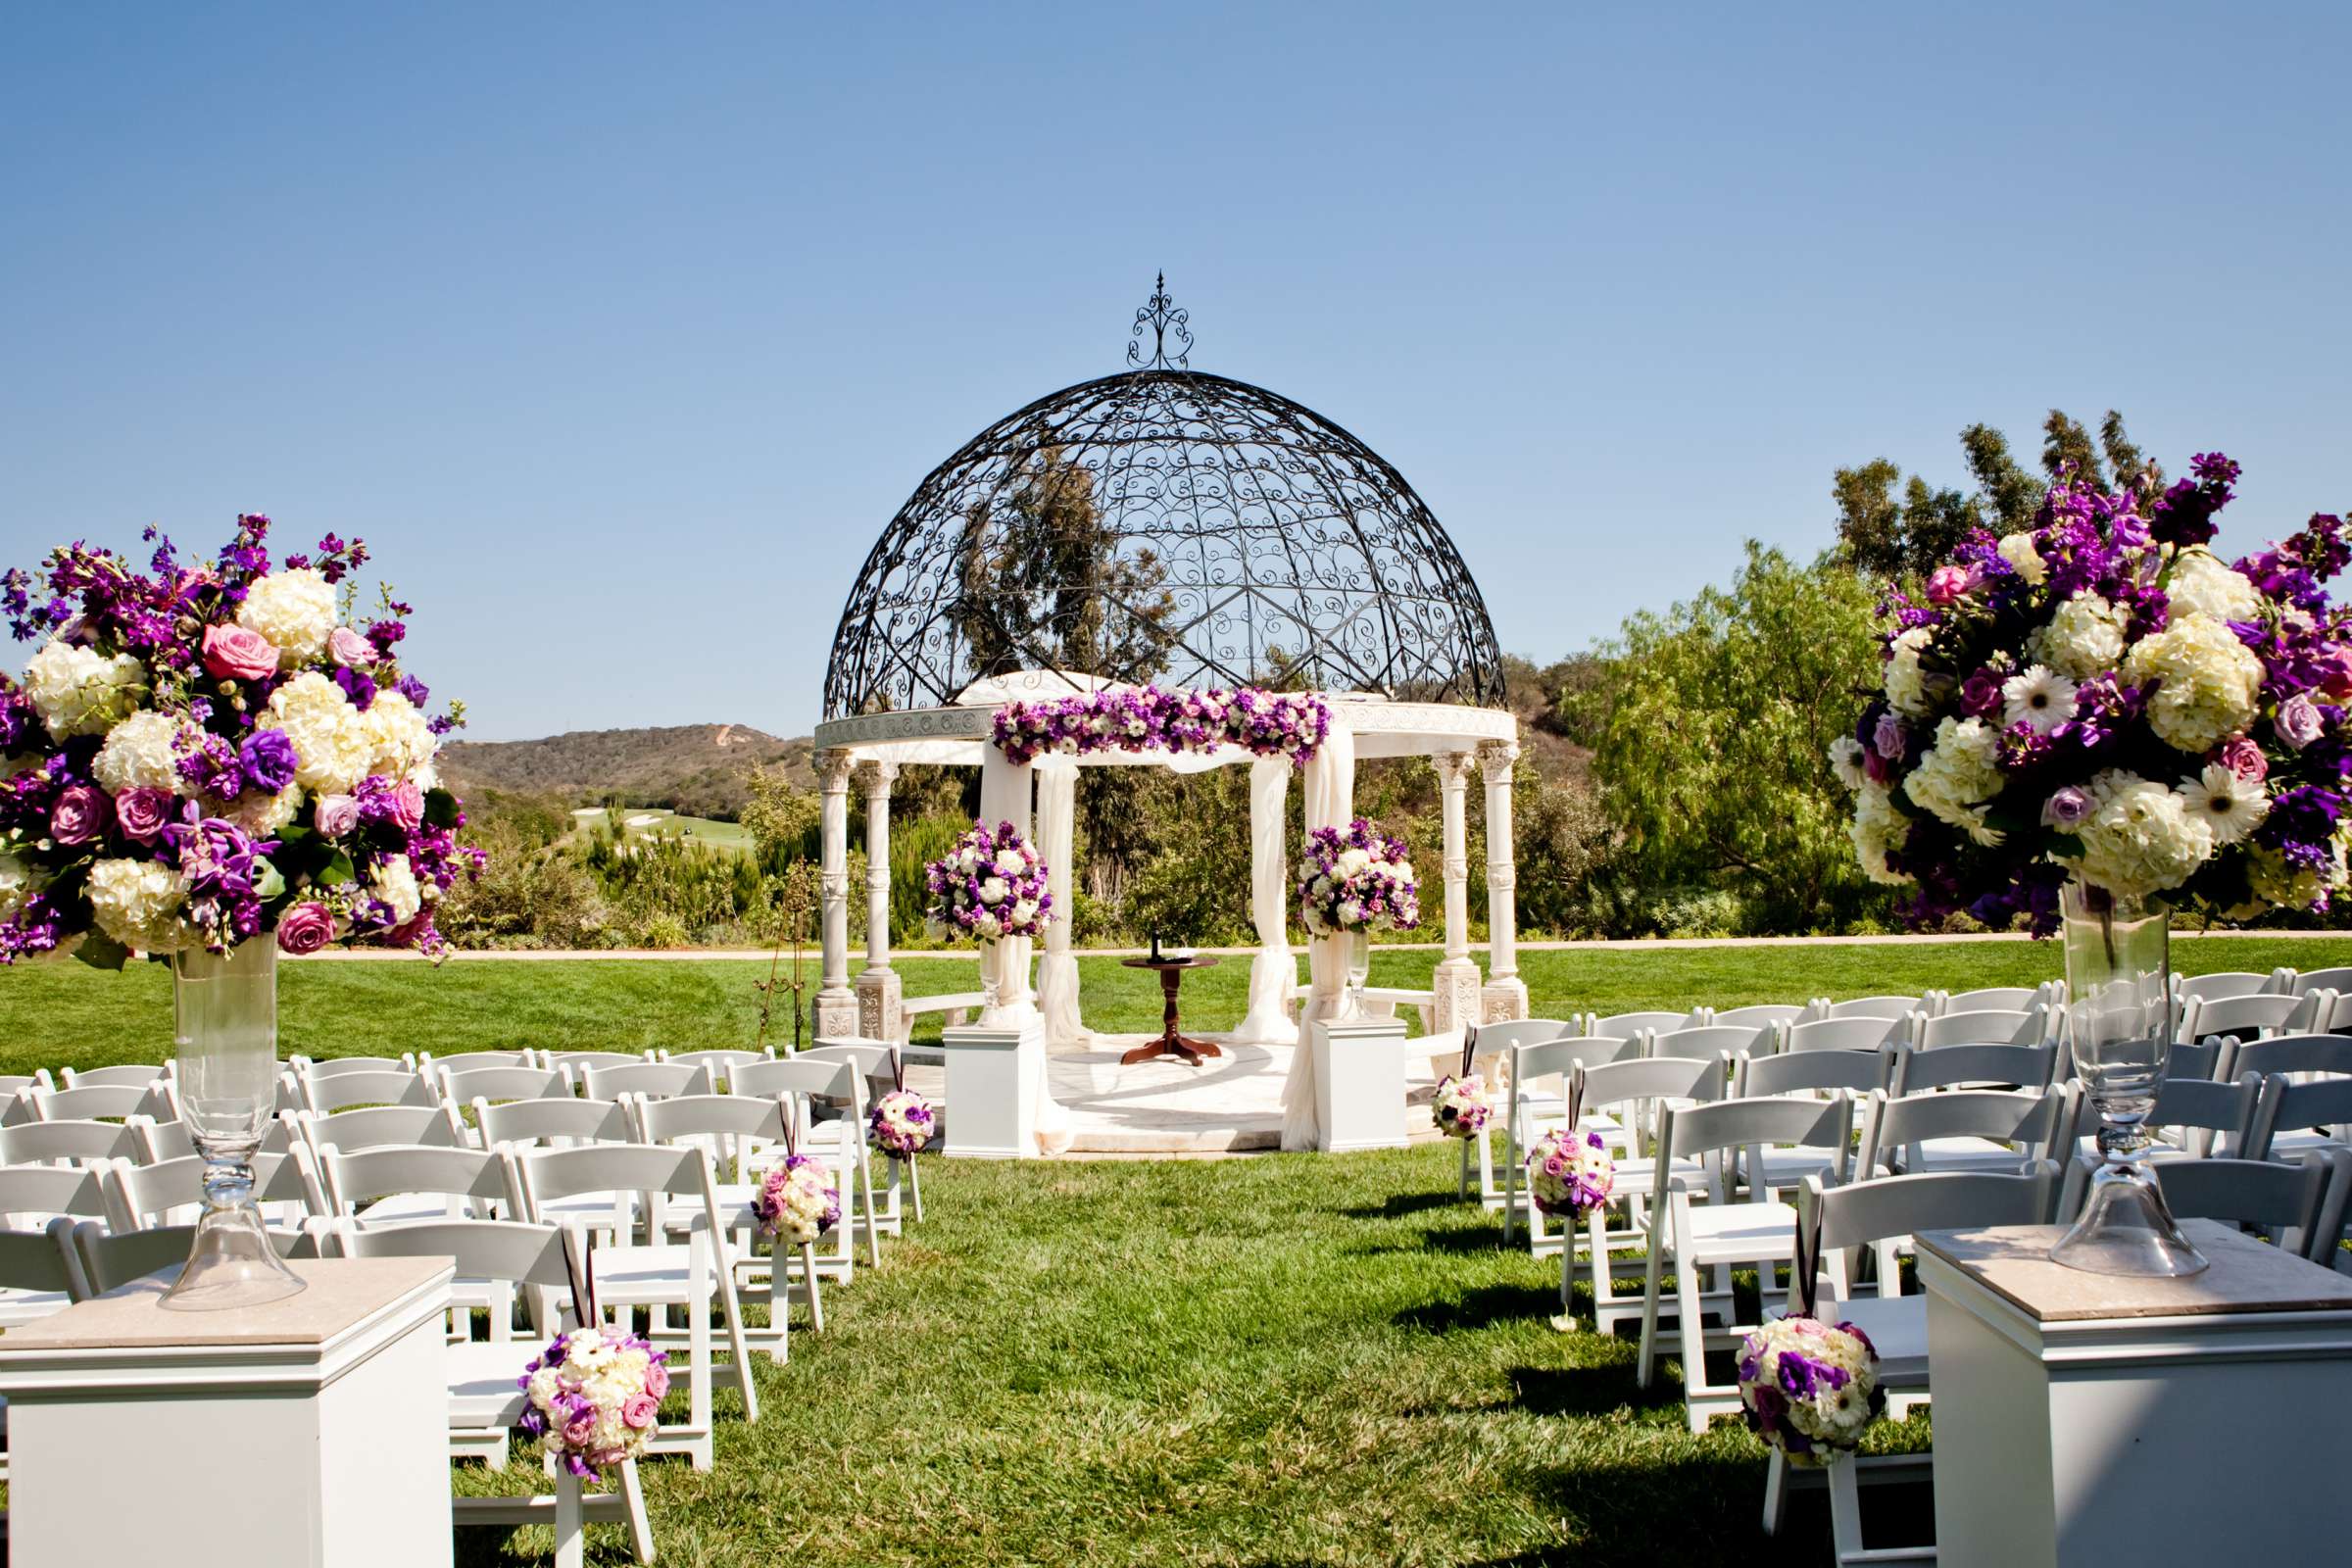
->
[1959,671,2005,718]
[114,786,173,844]
[1872,712,1907,762]
[50,784,112,846]
[314,793,361,839]
[2278,693,2328,752]
[2041,786,2093,830]
[274,901,336,956]
[239,729,299,795]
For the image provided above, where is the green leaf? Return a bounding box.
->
[2045,832,2085,859]
[318,849,356,887]
[253,860,286,901]
[73,931,132,971]
[424,789,460,830]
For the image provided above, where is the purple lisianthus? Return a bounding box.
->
[1958,669,2006,719]
[2258,785,2344,869]
[49,784,111,846]
[395,674,429,709]
[332,664,376,710]
[238,728,299,795]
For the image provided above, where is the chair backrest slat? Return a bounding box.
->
[577,1061,711,1102]
[1889,1041,2057,1095]
[1734,1047,1890,1100]
[2222,1033,2352,1080]
[1787,1015,1910,1054]
[1915,1007,2047,1051]
[438,1065,575,1107]
[473,1096,633,1151]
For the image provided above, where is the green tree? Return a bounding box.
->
[1563,544,1883,934]
[1834,410,2161,577]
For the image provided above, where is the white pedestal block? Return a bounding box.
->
[1311,1016,1409,1152]
[943,1016,1043,1158]
[0,1255,456,1568]
[1918,1220,2352,1567]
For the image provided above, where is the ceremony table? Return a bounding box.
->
[0,1255,456,1567]
[1119,953,1224,1066]
[1917,1220,2352,1566]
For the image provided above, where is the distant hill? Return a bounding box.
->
[439,724,813,819]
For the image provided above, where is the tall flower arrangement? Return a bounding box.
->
[1296,818,1421,936]
[0,516,481,962]
[1830,456,2352,927]
[992,684,1330,767]
[923,820,1052,941]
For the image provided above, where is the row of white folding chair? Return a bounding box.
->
[2180,988,2333,1048]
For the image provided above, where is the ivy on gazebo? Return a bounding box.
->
[991,685,1331,767]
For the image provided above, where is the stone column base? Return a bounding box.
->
[1481,977,1530,1024]
[1430,958,1485,1035]
[814,988,861,1040]
[855,966,904,1044]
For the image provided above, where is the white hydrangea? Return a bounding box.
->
[221,783,304,836]
[1851,785,1911,885]
[1883,626,1936,717]
[92,710,194,796]
[369,853,423,924]
[1903,716,2005,845]
[0,852,30,922]
[86,857,190,954]
[2165,550,2262,624]
[2245,843,2339,912]
[1997,532,2048,585]
[2032,593,2130,680]
[2122,613,2265,755]
[2064,769,2216,900]
[263,673,372,794]
[20,640,146,739]
[235,569,339,666]
[360,690,437,781]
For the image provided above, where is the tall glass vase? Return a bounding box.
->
[1343,929,1371,1021]
[2050,881,2208,1278]
[163,940,305,1310]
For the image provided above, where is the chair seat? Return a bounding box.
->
[0,1287,74,1328]
[2265,1129,2349,1159]
[591,1242,736,1301]
[1751,1148,1839,1191]
[1608,1154,1708,1200]
[1775,1294,1929,1388]
[444,1340,533,1429]
[1897,1137,2035,1175]
[1672,1199,1801,1264]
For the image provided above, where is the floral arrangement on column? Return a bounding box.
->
[1295,818,1421,936]
[1525,1126,1614,1219]
[516,1324,669,1481]
[1736,1315,1885,1465]
[923,820,1052,941]
[993,685,1330,767]
[0,515,482,962]
[1828,454,2352,923]
[753,1153,840,1246]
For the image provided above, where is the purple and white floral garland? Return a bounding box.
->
[924,819,1052,941]
[1296,817,1421,936]
[992,684,1331,767]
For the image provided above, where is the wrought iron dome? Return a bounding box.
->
[821,277,1506,720]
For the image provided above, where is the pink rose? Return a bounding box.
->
[49,784,112,846]
[620,1395,660,1431]
[114,786,173,844]
[275,902,337,956]
[327,627,372,668]
[314,793,360,838]
[388,780,425,832]
[201,623,280,682]
[563,1412,598,1447]
[2278,693,2327,752]
[642,1361,670,1400]
[2215,736,2268,784]
[1925,564,1977,607]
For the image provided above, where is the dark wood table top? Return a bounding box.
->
[1119,954,1223,972]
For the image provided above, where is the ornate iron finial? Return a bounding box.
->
[1127,270,1192,369]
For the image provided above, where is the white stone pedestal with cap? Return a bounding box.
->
[0,1255,455,1568]
[943,1015,1043,1157]
[1311,1016,1409,1152]
[1917,1220,2352,1567]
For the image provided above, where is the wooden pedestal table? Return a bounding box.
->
[1119,954,1224,1066]
[1916,1219,2352,1567]
[0,1255,456,1568]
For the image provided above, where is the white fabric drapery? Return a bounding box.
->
[1229,758,1298,1047]
[1280,716,1355,1151]
[1034,757,1090,1050]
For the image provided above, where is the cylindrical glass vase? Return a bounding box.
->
[2050,881,2207,1277]
[1343,929,1372,1021]
[163,939,305,1310]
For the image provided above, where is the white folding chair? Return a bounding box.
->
[0,1118,144,1169]
[1911,1005,2050,1051]
[1886,1041,2058,1096]
[326,1217,655,1565]
[100,1151,316,1236]
[1636,1094,1854,1432]
[579,1061,712,1104]
[68,1216,316,1298]
[0,1218,85,1481]
[2183,990,2320,1046]
[1443,1018,1572,1212]
[801,1040,924,1227]
[1858,1085,2073,1179]
[473,1097,641,1240]
[290,1102,467,1161]
[1502,1034,1644,1247]
[509,1143,760,1467]
[25,1080,180,1125]
[1565,1055,1725,1336]
[631,1091,810,1349]
[731,1056,879,1279]
[2247,1074,2352,1172]
[436,1064,576,1110]
[0,1170,109,1326]
[300,1066,439,1117]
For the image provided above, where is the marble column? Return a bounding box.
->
[854,760,902,1043]
[1479,739,1529,1022]
[1430,750,1482,1034]
[814,749,859,1038]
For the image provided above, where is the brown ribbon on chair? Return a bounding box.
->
[1460,1020,1479,1080]
[1565,1064,1586,1133]
[1789,1201,1819,1320]
[561,1225,598,1328]
[889,1048,906,1094]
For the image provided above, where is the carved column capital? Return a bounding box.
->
[1433,749,1477,790]
[858,759,900,798]
[817,748,858,791]
[1477,739,1521,775]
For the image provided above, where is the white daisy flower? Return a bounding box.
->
[2176,763,2268,847]
[2000,665,2079,736]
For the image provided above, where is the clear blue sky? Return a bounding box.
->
[5,4,2348,741]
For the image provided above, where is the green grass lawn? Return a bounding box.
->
[7,936,2346,1564]
[3,935,2345,1073]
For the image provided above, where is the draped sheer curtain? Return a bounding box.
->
[1281,718,1355,1151]
[1034,757,1090,1050]
[1228,758,1298,1048]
